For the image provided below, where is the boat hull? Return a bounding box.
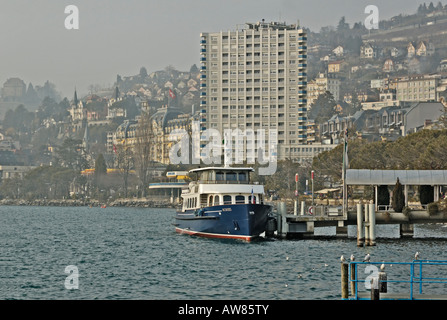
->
[175,204,271,241]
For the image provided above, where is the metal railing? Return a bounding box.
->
[348,260,447,300]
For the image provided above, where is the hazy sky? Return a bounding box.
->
[0,0,425,99]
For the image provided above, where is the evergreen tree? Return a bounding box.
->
[94,153,107,196]
[392,178,405,213]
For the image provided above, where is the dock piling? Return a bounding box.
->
[364,204,370,246]
[341,262,349,299]
[356,203,364,247]
[379,271,387,293]
[368,203,376,246]
[370,277,380,300]
[350,263,356,296]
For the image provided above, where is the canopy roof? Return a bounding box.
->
[346,169,447,186]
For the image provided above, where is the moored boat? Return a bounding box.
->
[174,167,272,241]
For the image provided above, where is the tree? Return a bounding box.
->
[54,138,88,171]
[94,153,107,185]
[337,16,350,32]
[115,144,134,198]
[309,91,337,124]
[392,178,405,213]
[133,110,154,198]
[189,64,199,74]
[139,67,148,79]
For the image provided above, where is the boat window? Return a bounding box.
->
[216,171,224,181]
[226,171,237,181]
[235,195,245,204]
[208,195,213,206]
[248,196,257,204]
[223,195,232,204]
[214,195,220,205]
[238,172,247,182]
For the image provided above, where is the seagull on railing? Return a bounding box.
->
[350,254,355,262]
[415,252,420,260]
[363,253,371,263]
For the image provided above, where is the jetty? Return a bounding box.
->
[341,258,447,300]
[274,169,447,243]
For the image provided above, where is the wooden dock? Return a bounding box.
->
[274,201,447,242]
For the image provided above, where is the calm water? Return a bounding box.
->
[1,205,447,300]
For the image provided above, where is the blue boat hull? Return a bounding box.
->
[175,204,271,241]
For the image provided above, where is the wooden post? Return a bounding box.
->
[369,203,376,246]
[350,263,356,296]
[341,263,349,299]
[364,204,370,246]
[370,277,380,300]
[379,271,387,293]
[356,203,364,247]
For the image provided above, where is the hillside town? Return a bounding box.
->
[1,2,447,202]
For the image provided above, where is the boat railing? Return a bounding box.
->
[196,180,260,185]
[348,259,447,300]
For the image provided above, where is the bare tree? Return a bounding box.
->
[115,143,134,198]
[133,110,154,198]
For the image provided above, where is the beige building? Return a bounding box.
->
[307,72,341,107]
[395,74,440,102]
[199,21,308,161]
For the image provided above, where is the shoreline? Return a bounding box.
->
[0,198,179,209]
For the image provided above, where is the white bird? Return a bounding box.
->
[340,255,346,263]
[286,256,289,261]
[415,252,420,260]
[350,254,355,262]
[380,263,385,271]
[363,254,371,262]
[324,263,328,267]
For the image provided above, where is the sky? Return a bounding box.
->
[0,0,426,99]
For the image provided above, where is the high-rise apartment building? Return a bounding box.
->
[199,21,308,161]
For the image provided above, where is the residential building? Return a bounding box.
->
[383,59,394,72]
[307,72,341,107]
[332,45,344,57]
[407,42,416,58]
[361,42,378,59]
[395,74,441,102]
[199,21,308,161]
[0,165,36,181]
[328,61,344,73]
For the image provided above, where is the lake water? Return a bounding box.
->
[1,205,447,300]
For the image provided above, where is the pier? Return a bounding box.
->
[341,259,447,300]
[273,169,447,242]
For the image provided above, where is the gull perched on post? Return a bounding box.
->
[340,255,347,263]
[350,254,355,262]
[363,253,371,263]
